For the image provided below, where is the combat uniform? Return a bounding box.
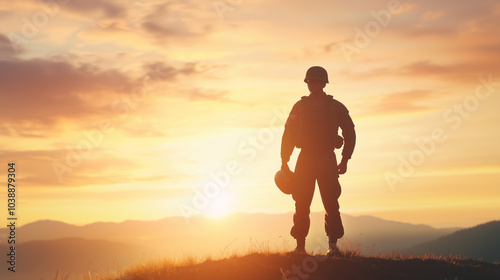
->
[281,91,356,241]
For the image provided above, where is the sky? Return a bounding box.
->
[0,0,499,228]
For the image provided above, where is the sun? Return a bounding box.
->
[205,192,235,219]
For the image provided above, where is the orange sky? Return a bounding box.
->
[1,0,499,228]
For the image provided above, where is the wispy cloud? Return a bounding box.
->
[0,54,231,138]
[61,0,128,19]
[0,148,181,188]
[0,57,132,132]
[0,34,18,57]
[343,59,500,84]
[366,89,438,115]
[138,1,217,43]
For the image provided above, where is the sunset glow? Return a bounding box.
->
[204,192,236,218]
[0,0,499,229]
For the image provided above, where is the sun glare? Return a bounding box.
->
[205,193,234,218]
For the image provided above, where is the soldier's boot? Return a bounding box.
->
[326,237,341,257]
[294,238,306,253]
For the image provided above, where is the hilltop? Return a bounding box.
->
[103,251,500,280]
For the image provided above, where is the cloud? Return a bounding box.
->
[141,62,230,101]
[141,21,186,37]
[421,10,445,21]
[0,34,17,57]
[183,88,230,102]
[74,0,219,46]
[0,148,172,188]
[344,59,500,85]
[62,0,127,19]
[399,60,457,78]
[143,61,201,81]
[468,43,500,57]
[142,61,224,82]
[366,89,438,115]
[0,56,232,138]
[92,20,131,33]
[389,0,499,38]
[399,60,500,82]
[138,1,216,42]
[0,58,133,133]
[323,0,500,64]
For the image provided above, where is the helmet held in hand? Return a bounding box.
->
[274,170,296,195]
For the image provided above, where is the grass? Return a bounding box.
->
[81,246,500,280]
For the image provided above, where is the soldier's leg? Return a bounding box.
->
[290,152,316,241]
[317,152,344,240]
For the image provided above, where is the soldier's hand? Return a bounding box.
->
[281,162,292,174]
[337,160,348,175]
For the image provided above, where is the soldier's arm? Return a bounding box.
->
[338,105,356,174]
[281,102,301,164]
[341,122,356,161]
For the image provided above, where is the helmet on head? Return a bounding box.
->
[274,170,295,195]
[304,66,329,83]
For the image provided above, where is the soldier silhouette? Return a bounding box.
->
[280,66,356,254]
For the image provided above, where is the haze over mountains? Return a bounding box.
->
[1,213,458,256]
[1,213,498,280]
[3,238,145,280]
[409,220,500,262]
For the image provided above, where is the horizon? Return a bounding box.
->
[1,0,499,232]
[3,213,500,280]
[15,211,493,229]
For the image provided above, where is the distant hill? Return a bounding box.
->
[0,213,458,258]
[108,251,500,280]
[2,215,498,280]
[409,220,500,262]
[0,237,147,280]
[338,214,458,254]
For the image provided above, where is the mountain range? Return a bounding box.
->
[409,220,500,262]
[1,213,498,280]
[0,213,459,256]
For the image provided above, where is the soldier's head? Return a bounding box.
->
[304,66,328,94]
